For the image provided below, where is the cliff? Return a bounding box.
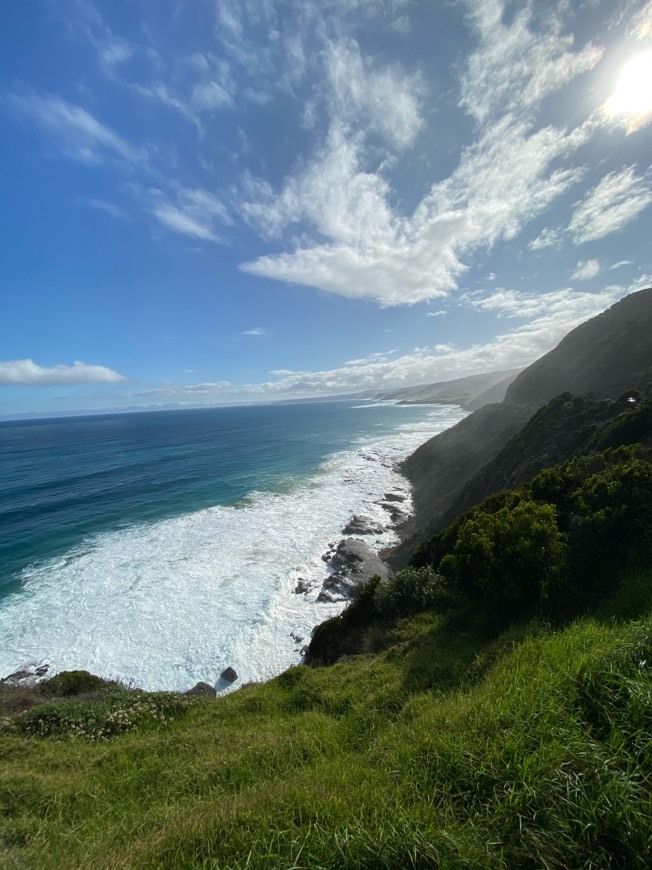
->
[394,289,652,564]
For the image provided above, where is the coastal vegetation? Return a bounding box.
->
[1,559,651,867]
[2,396,652,867]
[1,292,651,867]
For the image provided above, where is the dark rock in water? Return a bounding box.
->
[0,668,32,686]
[321,542,337,562]
[318,538,389,602]
[1,663,50,686]
[220,666,238,683]
[341,514,386,535]
[293,578,311,594]
[383,492,407,503]
[380,502,409,524]
[185,681,216,698]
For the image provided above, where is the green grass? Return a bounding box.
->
[1,568,651,868]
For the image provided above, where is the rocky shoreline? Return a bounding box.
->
[301,490,410,604]
[1,487,413,697]
[2,485,411,683]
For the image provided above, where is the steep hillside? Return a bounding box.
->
[390,401,535,567]
[505,288,652,405]
[394,290,652,564]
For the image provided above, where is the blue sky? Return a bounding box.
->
[1,0,651,416]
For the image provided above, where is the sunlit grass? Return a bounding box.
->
[1,565,651,868]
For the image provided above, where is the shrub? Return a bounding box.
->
[38,670,116,698]
[307,575,382,665]
[375,566,451,618]
[532,445,652,600]
[438,499,567,620]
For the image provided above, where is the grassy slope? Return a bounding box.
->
[1,562,651,869]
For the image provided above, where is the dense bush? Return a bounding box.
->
[307,575,382,665]
[531,445,652,606]
[409,443,652,622]
[375,566,451,618]
[38,670,116,698]
[438,499,567,619]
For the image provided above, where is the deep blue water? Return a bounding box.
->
[0,399,468,689]
[0,400,437,595]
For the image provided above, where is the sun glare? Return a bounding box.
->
[605,49,652,129]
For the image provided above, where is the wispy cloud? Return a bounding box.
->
[344,350,397,366]
[241,327,270,336]
[241,114,587,305]
[0,359,127,386]
[5,91,143,166]
[528,227,563,251]
[80,197,132,221]
[324,38,424,149]
[459,0,602,124]
[570,259,601,281]
[102,282,650,406]
[568,166,652,243]
[149,187,232,243]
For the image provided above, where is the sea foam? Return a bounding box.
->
[0,404,465,692]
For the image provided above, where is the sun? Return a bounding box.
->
[605,50,652,129]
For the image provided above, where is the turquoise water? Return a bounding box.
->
[0,399,466,690]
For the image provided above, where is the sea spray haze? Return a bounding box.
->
[0,400,465,691]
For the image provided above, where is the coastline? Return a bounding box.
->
[0,401,467,693]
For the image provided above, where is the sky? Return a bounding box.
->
[1,0,651,417]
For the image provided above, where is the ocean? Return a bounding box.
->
[0,400,466,692]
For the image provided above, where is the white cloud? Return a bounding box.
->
[5,91,143,166]
[0,359,127,386]
[610,259,632,270]
[570,259,600,281]
[459,0,603,124]
[242,327,270,336]
[192,80,233,111]
[132,82,195,122]
[133,380,232,399]
[631,1,652,38]
[242,114,587,305]
[528,227,563,250]
[427,310,447,317]
[80,198,131,221]
[98,39,135,76]
[324,38,424,149]
[568,166,652,243]
[150,187,231,242]
[110,281,649,406]
[344,350,397,366]
[239,283,629,394]
[463,284,624,322]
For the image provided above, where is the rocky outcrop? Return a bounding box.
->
[220,666,238,683]
[318,538,388,602]
[185,681,216,698]
[341,515,386,535]
[383,492,407,503]
[1,663,50,686]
